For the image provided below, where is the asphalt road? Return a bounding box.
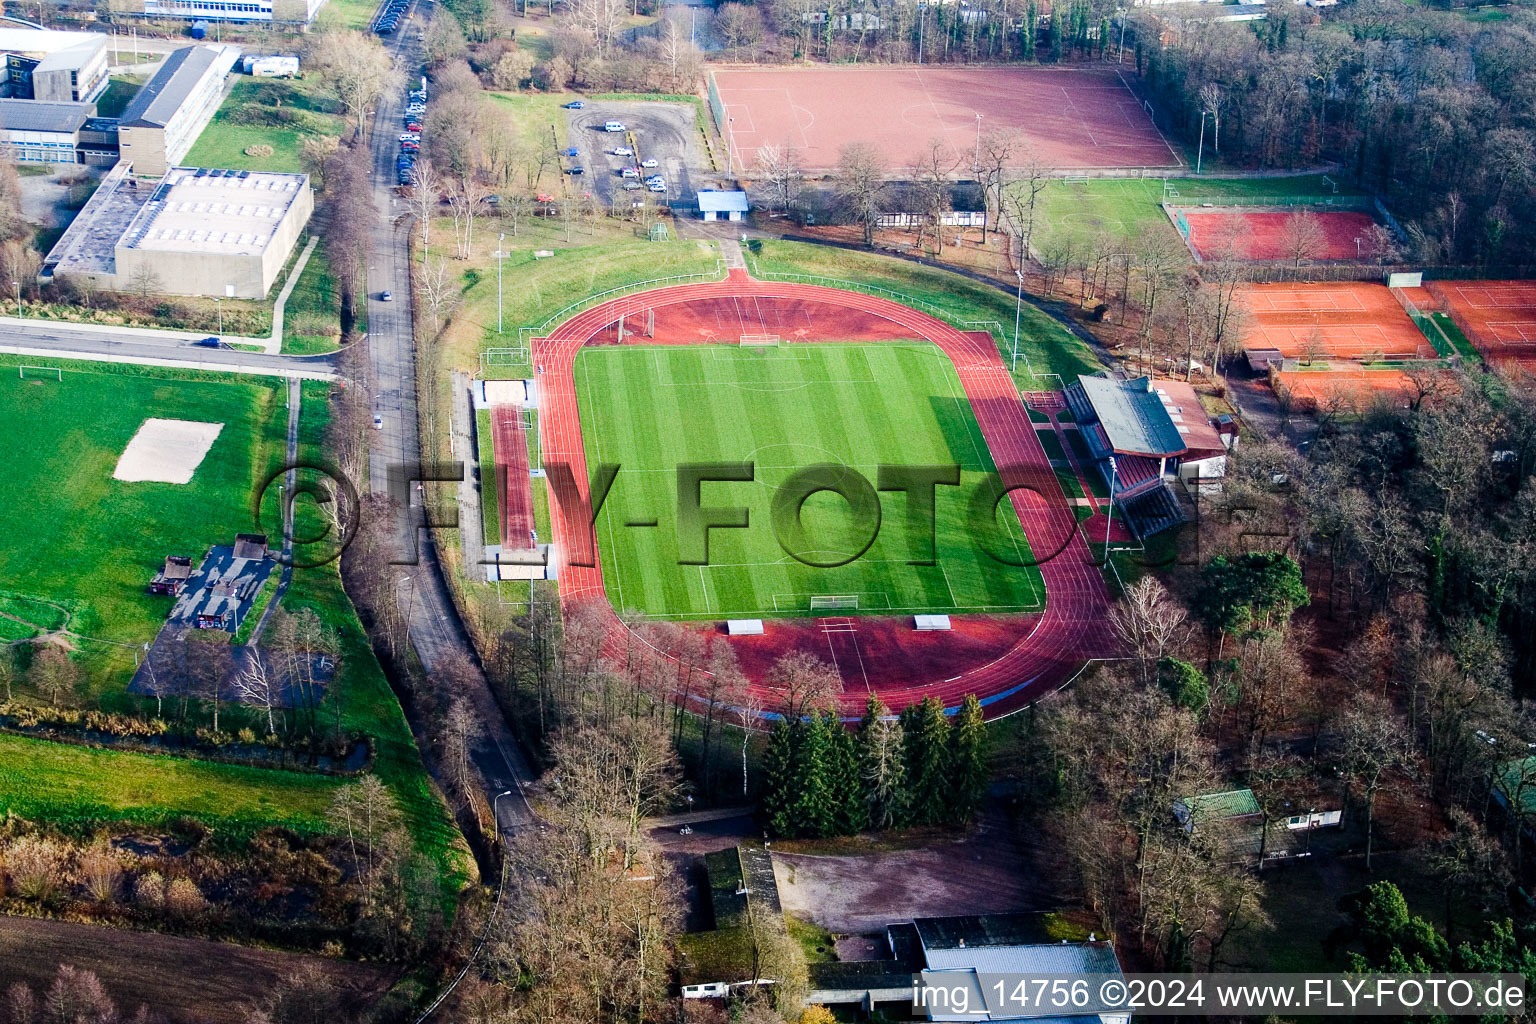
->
[0,321,336,379]
[362,7,540,838]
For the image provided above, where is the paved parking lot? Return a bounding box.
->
[565,100,707,209]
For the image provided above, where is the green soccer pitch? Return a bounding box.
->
[573,342,1047,620]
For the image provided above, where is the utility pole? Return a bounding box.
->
[1012,269,1024,372]
[1104,456,1118,552]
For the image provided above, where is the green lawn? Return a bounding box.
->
[0,732,342,836]
[1028,173,1369,256]
[744,239,1099,392]
[184,78,347,174]
[575,342,1044,620]
[477,407,500,546]
[486,91,571,153]
[95,76,143,119]
[281,241,350,355]
[0,359,286,690]
[315,0,378,29]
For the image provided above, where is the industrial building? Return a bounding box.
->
[0,28,110,104]
[121,0,330,26]
[42,162,313,299]
[117,44,239,176]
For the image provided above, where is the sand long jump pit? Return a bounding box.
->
[113,418,224,484]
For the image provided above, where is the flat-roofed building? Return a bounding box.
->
[42,163,313,299]
[0,97,94,164]
[117,0,329,26]
[0,28,110,104]
[117,44,239,176]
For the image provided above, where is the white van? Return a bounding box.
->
[604,120,625,132]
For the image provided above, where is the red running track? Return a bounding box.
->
[533,269,1117,719]
[490,403,536,550]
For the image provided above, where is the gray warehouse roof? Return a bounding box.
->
[1075,374,1188,458]
[0,98,92,134]
[119,45,229,128]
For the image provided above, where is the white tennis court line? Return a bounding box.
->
[1486,321,1536,344]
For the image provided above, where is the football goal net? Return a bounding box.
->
[739,334,781,347]
[18,365,61,381]
[808,595,858,611]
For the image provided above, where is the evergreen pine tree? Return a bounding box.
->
[828,711,869,835]
[762,718,800,837]
[1022,0,1037,59]
[904,697,951,826]
[790,711,835,837]
[947,694,988,824]
[859,696,908,829]
[1049,6,1064,62]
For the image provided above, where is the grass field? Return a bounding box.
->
[281,242,352,355]
[0,732,342,835]
[746,239,1099,392]
[184,78,348,174]
[96,76,143,119]
[575,342,1044,620]
[487,91,570,152]
[315,0,378,29]
[1028,173,1369,256]
[0,360,286,690]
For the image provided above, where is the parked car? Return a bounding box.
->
[561,146,579,157]
[640,157,659,168]
[612,146,633,156]
[567,166,584,175]
[398,133,419,142]
[644,175,664,185]
[620,166,640,178]
[400,140,419,152]
[564,100,585,109]
[621,180,642,191]
[374,415,383,430]
[648,181,667,193]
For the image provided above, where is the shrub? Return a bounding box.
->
[244,144,276,158]
[79,844,123,903]
[165,877,206,919]
[5,836,65,902]
[133,870,164,910]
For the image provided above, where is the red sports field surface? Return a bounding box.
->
[1275,368,1440,411]
[533,270,1117,719]
[711,66,1179,174]
[1236,282,1433,360]
[491,403,535,550]
[1427,279,1536,373]
[1183,209,1377,262]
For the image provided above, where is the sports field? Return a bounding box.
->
[711,66,1178,174]
[0,361,286,687]
[1180,208,1379,262]
[1026,174,1363,255]
[573,342,1045,619]
[1236,282,1435,360]
[1426,279,1536,372]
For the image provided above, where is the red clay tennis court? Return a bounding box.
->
[710,66,1180,174]
[1427,280,1536,371]
[1237,282,1434,360]
[1275,368,1452,411]
[1182,209,1378,262]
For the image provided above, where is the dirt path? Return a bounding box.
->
[0,917,397,1023]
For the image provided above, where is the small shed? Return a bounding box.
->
[698,190,749,222]
[232,534,269,561]
[147,555,193,596]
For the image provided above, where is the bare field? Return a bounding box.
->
[0,917,397,1023]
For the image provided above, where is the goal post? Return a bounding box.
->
[809,595,858,611]
[739,334,781,347]
[18,365,61,381]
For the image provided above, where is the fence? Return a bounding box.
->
[747,263,1055,383]
[517,262,729,352]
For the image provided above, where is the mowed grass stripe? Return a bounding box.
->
[574,343,1045,619]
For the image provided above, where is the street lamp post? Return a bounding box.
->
[973,113,983,177]
[215,296,222,337]
[495,234,506,334]
[1195,111,1212,174]
[11,279,18,310]
[492,788,515,838]
[1104,456,1118,553]
[1118,10,1128,63]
